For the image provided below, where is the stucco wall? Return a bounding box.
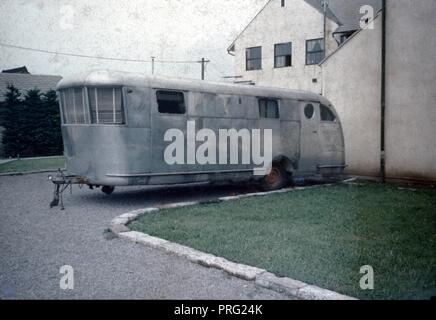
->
[233,0,338,93]
[321,15,382,177]
[385,0,436,182]
[322,0,436,182]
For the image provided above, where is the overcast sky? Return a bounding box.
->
[0,0,267,81]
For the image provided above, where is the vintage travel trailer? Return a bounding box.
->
[50,70,345,207]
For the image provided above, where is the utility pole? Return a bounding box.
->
[199,57,210,80]
[151,56,156,75]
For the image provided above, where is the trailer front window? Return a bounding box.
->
[59,88,87,124]
[320,104,336,122]
[88,87,124,124]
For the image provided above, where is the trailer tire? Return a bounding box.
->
[261,163,289,191]
[101,186,115,195]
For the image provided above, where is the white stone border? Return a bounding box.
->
[109,184,356,300]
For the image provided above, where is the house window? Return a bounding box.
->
[320,104,336,122]
[274,42,292,68]
[156,90,186,114]
[259,99,279,119]
[281,0,285,7]
[340,34,348,44]
[246,47,262,71]
[306,38,325,65]
[88,87,125,124]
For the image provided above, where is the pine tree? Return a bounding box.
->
[22,89,43,156]
[42,90,63,156]
[2,86,63,157]
[2,85,24,157]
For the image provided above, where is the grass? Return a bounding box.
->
[129,182,436,300]
[0,156,65,173]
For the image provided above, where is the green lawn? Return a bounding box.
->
[0,156,65,174]
[129,183,436,300]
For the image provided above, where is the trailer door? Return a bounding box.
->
[299,102,321,174]
[151,89,188,174]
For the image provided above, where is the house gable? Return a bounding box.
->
[228,0,340,92]
[228,0,340,53]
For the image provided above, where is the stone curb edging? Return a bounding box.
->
[109,184,356,300]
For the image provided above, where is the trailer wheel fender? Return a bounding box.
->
[272,155,295,175]
[261,157,293,191]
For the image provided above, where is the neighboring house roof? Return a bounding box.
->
[328,0,382,33]
[319,10,382,65]
[303,0,342,24]
[2,66,30,74]
[227,0,382,52]
[0,73,62,101]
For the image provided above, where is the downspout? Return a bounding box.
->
[321,1,328,96]
[323,1,327,42]
[380,0,387,182]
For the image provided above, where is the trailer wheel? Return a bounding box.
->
[261,164,289,191]
[101,186,115,195]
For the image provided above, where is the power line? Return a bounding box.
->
[0,42,200,64]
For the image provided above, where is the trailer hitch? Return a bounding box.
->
[48,169,88,210]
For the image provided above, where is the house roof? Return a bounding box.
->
[328,0,382,33]
[0,73,62,101]
[319,10,382,65]
[303,0,342,24]
[2,66,30,74]
[305,0,382,32]
[227,0,382,51]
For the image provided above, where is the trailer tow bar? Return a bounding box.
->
[48,169,87,210]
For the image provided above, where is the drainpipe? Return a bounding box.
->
[380,0,387,182]
[322,1,328,44]
[321,1,328,96]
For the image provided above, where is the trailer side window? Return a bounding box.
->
[156,90,186,114]
[304,104,315,119]
[88,87,124,124]
[320,104,336,122]
[259,99,279,119]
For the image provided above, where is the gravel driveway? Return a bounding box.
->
[0,172,291,299]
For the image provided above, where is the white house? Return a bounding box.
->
[227,0,381,93]
[228,0,436,183]
[321,0,436,182]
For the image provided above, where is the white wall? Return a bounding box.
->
[232,0,338,93]
[322,0,436,182]
[385,0,436,182]
[321,15,382,177]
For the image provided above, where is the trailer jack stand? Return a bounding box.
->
[50,184,60,209]
[50,183,70,210]
[48,170,87,210]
